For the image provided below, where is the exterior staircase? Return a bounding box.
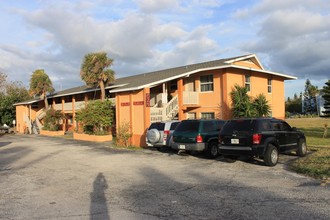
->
[32,107,50,134]
[150,95,179,123]
[23,113,32,134]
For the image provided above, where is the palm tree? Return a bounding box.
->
[29,69,54,109]
[80,52,115,102]
[230,84,255,117]
[254,94,271,117]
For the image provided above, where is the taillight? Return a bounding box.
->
[253,134,262,144]
[164,130,170,140]
[196,135,203,143]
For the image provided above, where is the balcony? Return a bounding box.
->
[183,91,199,105]
[54,101,86,112]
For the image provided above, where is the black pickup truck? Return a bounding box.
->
[218,118,307,166]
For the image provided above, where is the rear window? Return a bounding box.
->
[148,123,165,131]
[222,120,256,133]
[175,121,199,132]
[170,122,180,130]
[201,121,216,132]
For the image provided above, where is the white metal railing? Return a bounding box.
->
[165,95,178,119]
[74,101,85,110]
[150,95,178,123]
[183,91,199,105]
[150,107,163,123]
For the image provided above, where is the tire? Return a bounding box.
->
[297,139,307,157]
[206,141,219,159]
[264,144,278,166]
[146,129,161,144]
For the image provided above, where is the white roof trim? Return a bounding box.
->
[110,65,232,93]
[230,65,297,80]
[14,83,129,105]
[51,83,128,98]
[224,54,264,70]
[110,64,296,93]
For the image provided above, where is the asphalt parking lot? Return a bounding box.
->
[0,134,329,220]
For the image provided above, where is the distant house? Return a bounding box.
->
[14,54,297,146]
[316,91,326,116]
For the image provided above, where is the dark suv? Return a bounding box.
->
[171,119,226,158]
[218,118,307,166]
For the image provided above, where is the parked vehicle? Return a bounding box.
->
[0,124,10,133]
[171,119,226,158]
[146,121,180,147]
[218,118,307,166]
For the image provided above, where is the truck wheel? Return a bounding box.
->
[206,141,219,159]
[264,144,278,166]
[297,140,307,157]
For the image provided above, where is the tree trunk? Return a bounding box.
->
[100,80,105,102]
[43,91,49,109]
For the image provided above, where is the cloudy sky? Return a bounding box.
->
[0,0,329,98]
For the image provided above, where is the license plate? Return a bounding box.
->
[179,145,186,149]
[231,139,239,144]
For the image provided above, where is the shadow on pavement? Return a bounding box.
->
[90,172,110,220]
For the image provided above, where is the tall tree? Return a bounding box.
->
[29,69,54,109]
[0,74,31,125]
[322,80,330,117]
[254,94,271,117]
[285,93,302,113]
[80,52,115,102]
[0,72,7,89]
[303,79,319,114]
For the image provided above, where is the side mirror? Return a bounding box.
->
[292,127,297,131]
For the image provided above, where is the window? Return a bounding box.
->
[245,75,251,92]
[268,79,272,93]
[200,75,213,92]
[202,121,216,132]
[201,112,215,119]
[187,112,196,119]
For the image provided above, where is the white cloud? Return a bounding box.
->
[135,0,179,13]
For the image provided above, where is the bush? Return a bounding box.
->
[43,109,64,131]
[115,121,132,147]
[75,100,114,135]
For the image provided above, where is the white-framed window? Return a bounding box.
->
[245,75,251,92]
[200,75,214,92]
[268,79,272,93]
[187,112,196,119]
[201,112,215,119]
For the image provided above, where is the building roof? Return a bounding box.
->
[14,54,297,105]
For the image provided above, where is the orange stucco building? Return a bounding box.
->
[14,54,296,147]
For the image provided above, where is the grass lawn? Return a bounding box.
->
[285,118,329,181]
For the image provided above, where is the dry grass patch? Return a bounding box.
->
[286,118,329,180]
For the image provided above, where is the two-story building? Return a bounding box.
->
[14,54,297,146]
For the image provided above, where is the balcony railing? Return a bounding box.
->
[183,91,199,105]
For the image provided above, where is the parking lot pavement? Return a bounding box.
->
[0,134,329,220]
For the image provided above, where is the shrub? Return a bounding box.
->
[115,121,132,147]
[75,99,114,135]
[43,109,64,131]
